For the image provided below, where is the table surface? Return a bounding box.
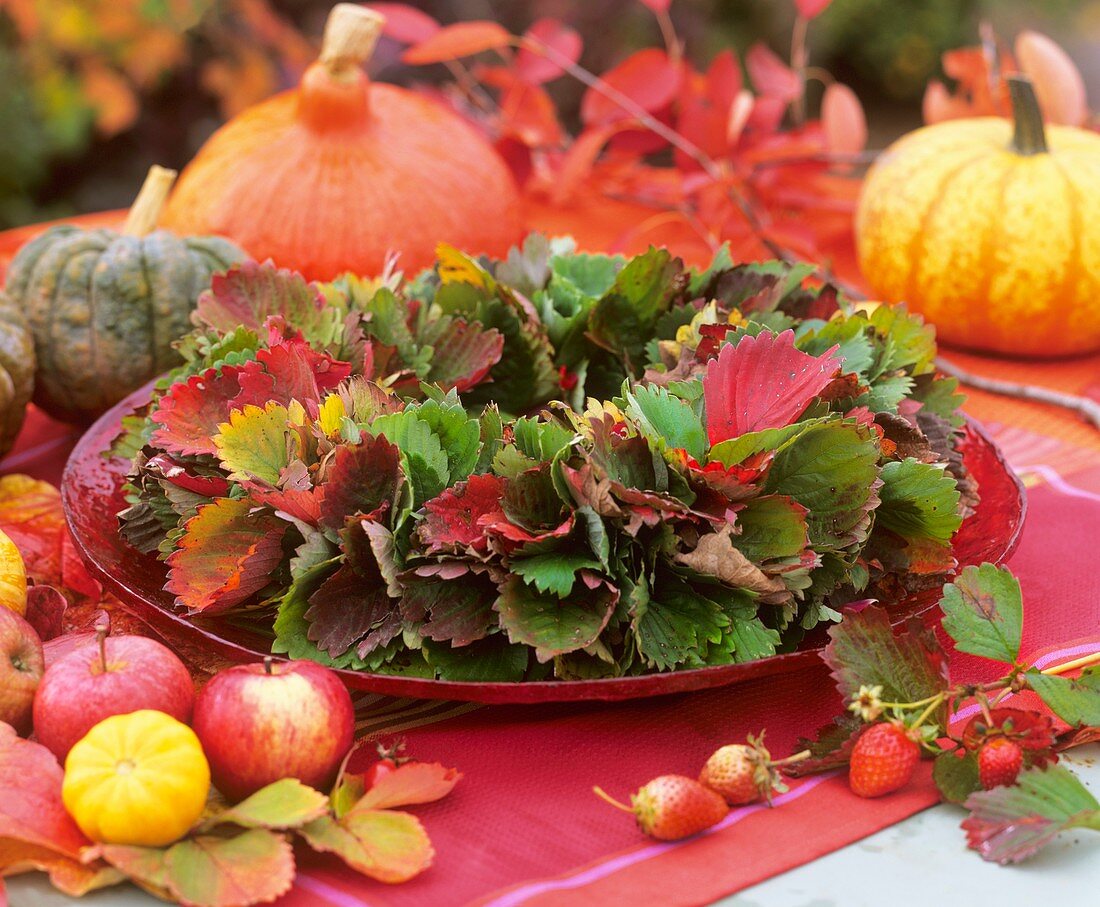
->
[8,744,1099,907]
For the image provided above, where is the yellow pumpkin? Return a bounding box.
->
[0,527,27,615]
[857,76,1100,357]
[62,710,210,847]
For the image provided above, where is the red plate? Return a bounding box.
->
[63,387,1025,704]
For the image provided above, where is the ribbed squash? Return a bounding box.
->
[162,4,523,281]
[0,293,34,456]
[857,76,1100,357]
[3,167,245,423]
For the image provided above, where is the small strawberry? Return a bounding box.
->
[595,775,729,841]
[848,722,920,798]
[699,736,784,805]
[978,737,1024,790]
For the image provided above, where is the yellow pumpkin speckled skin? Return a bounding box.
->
[62,710,210,847]
[857,77,1100,357]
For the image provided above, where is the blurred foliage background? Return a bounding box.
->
[0,0,1096,228]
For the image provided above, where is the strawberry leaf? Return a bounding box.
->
[823,605,950,709]
[1026,667,1100,727]
[876,459,962,543]
[732,495,810,562]
[300,810,433,884]
[623,384,707,460]
[165,498,287,614]
[511,551,602,598]
[213,403,298,486]
[150,366,245,457]
[422,318,504,393]
[233,341,351,410]
[702,330,841,444]
[763,420,880,553]
[494,574,617,661]
[939,563,1023,665]
[203,779,329,831]
[318,434,404,531]
[194,261,328,337]
[354,762,462,811]
[305,567,398,658]
[401,575,496,646]
[785,715,864,777]
[417,474,505,554]
[628,573,730,670]
[962,766,1100,864]
[933,749,981,804]
[163,830,295,907]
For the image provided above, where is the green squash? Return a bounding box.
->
[0,292,35,458]
[3,166,246,423]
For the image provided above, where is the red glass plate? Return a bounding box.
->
[63,387,1026,703]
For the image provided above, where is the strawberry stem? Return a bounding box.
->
[592,786,633,813]
[773,749,811,767]
[907,694,946,733]
[1040,650,1100,676]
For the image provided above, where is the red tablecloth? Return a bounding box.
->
[3,351,1099,905]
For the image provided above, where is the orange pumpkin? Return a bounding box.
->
[163,4,523,281]
[857,76,1100,357]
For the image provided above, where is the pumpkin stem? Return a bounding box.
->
[1007,75,1048,156]
[319,3,384,81]
[122,165,178,237]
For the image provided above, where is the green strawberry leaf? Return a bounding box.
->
[423,637,530,682]
[1025,667,1100,727]
[962,765,1100,864]
[628,573,729,670]
[939,563,1023,665]
[763,420,881,553]
[876,458,962,543]
[202,780,329,831]
[868,304,937,375]
[729,495,809,562]
[933,750,981,804]
[494,575,618,661]
[623,384,707,460]
[823,605,950,712]
[511,551,602,598]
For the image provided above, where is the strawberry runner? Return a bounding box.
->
[3,352,1099,906]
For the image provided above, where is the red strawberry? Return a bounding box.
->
[699,741,778,805]
[848,722,920,798]
[978,737,1024,789]
[595,775,729,840]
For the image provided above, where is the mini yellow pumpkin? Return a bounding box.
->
[857,76,1100,357]
[0,527,27,615]
[62,710,210,847]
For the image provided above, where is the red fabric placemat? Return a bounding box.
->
[4,374,1099,905]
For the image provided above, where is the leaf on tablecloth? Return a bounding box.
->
[300,810,433,884]
[354,762,463,812]
[933,749,981,803]
[102,829,295,907]
[939,563,1023,664]
[823,606,950,723]
[23,584,67,640]
[202,780,329,831]
[784,714,864,776]
[962,765,1100,864]
[165,498,287,614]
[0,724,120,896]
[1026,667,1100,727]
[0,475,65,585]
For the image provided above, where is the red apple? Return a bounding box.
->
[0,607,44,735]
[193,658,355,802]
[33,628,194,760]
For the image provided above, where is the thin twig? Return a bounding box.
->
[935,357,1100,430]
[790,15,809,128]
[750,150,881,170]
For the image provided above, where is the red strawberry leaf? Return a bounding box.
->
[702,330,840,444]
[354,761,462,811]
[417,474,505,554]
[516,18,582,84]
[300,810,434,884]
[823,606,950,720]
[165,498,287,614]
[318,434,405,532]
[304,566,397,658]
[400,574,497,646]
[962,765,1100,864]
[402,21,512,65]
[581,49,682,126]
[150,366,245,458]
[424,319,504,393]
[233,341,352,411]
[194,261,327,336]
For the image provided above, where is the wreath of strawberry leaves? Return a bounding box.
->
[113,235,973,681]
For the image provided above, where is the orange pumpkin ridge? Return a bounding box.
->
[163,4,523,281]
[857,75,1100,358]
